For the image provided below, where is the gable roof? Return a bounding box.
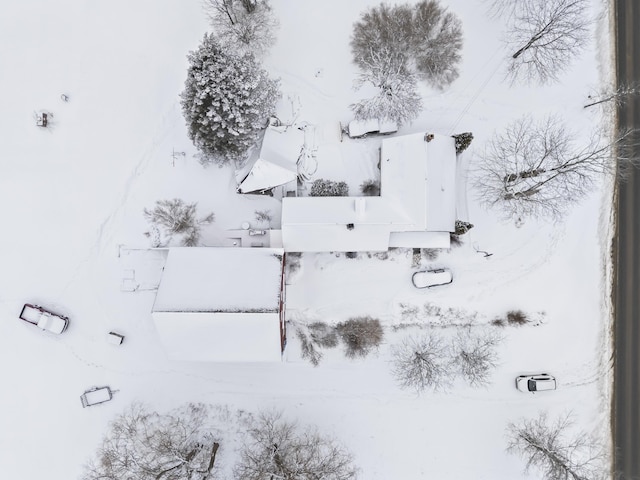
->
[236,126,303,194]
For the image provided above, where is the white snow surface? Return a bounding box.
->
[0,0,614,479]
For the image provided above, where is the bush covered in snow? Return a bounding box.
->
[336,316,384,358]
[180,34,280,165]
[143,198,215,247]
[309,179,349,197]
[360,179,380,196]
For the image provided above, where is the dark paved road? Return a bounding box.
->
[613,0,640,479]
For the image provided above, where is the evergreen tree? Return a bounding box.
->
[180,34,280,165]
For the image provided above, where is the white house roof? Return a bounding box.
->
[237,126,303,193]
[152,247,284,313]
[152,311,283,362]
[281,132,458,252]
[381,132,457,232]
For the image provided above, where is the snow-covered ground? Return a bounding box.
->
[0,0,613,478]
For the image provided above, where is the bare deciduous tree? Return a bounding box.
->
[391,334,454,392]
[234,410,358,480]
[507,412,607,480]
[144,198,215,247]
[472,114,634,221]
[81,403,222,480]
[452,330,502,387]
[351,0,463,91]
[503,0,591,84]
[203,0,278,56]
[351,52,422,126]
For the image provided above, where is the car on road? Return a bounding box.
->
[516,374,556,392]
[411,268,453,289]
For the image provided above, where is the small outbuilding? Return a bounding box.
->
[151,247,286,362]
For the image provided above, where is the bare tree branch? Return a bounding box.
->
[472,114,637,222]
[391,334,454,393]
[452,329,502,387]
[507,412,607,480]
[503,0,591,84]
[234,410,358,480]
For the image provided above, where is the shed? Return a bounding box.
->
[151,247,286,362]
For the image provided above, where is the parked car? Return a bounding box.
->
[411,268,453,288]
[516,374,557,392]
[19,303,69,334]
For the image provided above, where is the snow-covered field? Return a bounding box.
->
[0,0,614,478]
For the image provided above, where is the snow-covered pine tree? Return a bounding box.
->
[180,34,280,165]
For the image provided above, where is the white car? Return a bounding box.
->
[411,268,453,288]
[516,374,556,392]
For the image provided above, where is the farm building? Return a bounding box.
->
[151,247,286,362]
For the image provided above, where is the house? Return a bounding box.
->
[281,132,459,252]
[151,247,286,362]
[235,125,304,195]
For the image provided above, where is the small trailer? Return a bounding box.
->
[80,386,116,408]
[19,303,69,334]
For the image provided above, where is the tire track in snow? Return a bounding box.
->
[56,101,179,299]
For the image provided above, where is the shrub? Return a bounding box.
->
[452,132,474,153]
[309,179,349,197]
[506,310,529,326]
[336,316,384,358]
[454,220,474,235]
[143,199,214,247]
[360,179,380,196]
[491,318,506,327]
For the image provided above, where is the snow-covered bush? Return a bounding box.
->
[309,179,349,197]
[180,34,280,165]
[336,316,384,359]
[143,198,214,247]
[454,220,474,235]
[452,132,474,153]
[203,0,278,57]
[351,1,463,90]
[360,179,380,196]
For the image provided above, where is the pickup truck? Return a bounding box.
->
[19,303,69,334]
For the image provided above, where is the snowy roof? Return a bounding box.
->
[152,311,282,362]
[281,132,457,252]
[237,126,303,193]
[152,247,284,313]
[381,132,457,232]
